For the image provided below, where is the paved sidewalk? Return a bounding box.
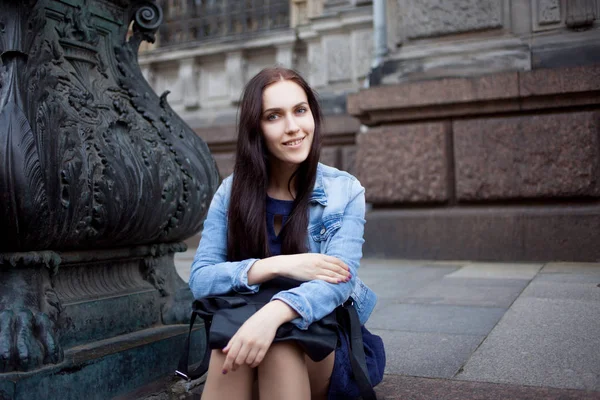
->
[174,252,600,399]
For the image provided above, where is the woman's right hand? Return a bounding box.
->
[277,254,351,284]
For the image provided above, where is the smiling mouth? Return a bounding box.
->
[283,137,305,146]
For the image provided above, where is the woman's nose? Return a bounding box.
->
[284,115,300,134]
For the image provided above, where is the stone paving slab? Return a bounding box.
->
[362,265,462,299]
[170,257,600,398]
[534,273,600,284]
[369,329,484,379]
[355,264,422,286]
[367,303,506,336]
[399,277,529,308]
[541,262,600,274]
[457,297,600,391]
[174,249,196,282]
[446,262,543,280]
[361,259,467,268]
[376,375,600,400]
[521,275,600,302]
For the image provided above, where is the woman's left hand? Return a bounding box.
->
[221,300,298,372]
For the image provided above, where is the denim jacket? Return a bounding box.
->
[189,163,378,330]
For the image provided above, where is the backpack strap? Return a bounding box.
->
[337,300,378,400]
[175,309,212,381]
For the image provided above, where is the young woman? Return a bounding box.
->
[189,67,384,400]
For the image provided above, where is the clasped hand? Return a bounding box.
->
[221,254,351,373]
[221,300,290,373]
[278,253,351,283]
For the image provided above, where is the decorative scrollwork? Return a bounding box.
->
[0,0,217,376]
[0,0,218,252]
[0,251,61,273]
[131,1,163,44]
[135,3,163,31]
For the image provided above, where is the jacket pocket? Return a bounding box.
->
[308,213,343,242]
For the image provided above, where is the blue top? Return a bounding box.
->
[266,196,294,256]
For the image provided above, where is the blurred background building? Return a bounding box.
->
[139,0,600,262]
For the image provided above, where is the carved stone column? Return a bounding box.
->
[276,43,295,68]
[566,0,597,27]
[179,57,200,110]
[225,50,245,103]
[0,0,219,398]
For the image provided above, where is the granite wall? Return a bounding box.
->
[350,64,600,261]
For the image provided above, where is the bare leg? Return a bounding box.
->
[258,342,311,400]
[306,351,335,400]
[201,350,254,400]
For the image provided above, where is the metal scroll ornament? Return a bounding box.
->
[0,0,219,251]
[0,0,220,374]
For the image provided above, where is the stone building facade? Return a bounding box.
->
[141,0,600,262]
[139,0,372,180]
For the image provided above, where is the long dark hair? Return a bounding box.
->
[227,67,323,261]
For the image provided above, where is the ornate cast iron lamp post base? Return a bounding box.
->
[0,1,219,398]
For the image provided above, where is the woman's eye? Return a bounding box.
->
[267,114,278,121]
[296,107,307,114]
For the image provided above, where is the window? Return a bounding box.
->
[157,0,290,46]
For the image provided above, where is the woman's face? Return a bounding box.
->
[260,79,315,168]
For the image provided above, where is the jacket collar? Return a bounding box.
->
[309,164,327,206]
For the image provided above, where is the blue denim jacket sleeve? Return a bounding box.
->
[271,178,366,330]
[188,178,261,298]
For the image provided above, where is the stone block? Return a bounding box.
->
[362,205,600,262]
[376,375,600,400]
[381,47,530,83]
[352,29,373,79]
[307,41,326,88]
[454,112,600,200]
[212,152,235,178]
[520,207,600,261]
[537,0,562,25]
[447,263,542,280]
[521,275,600,302]
[195,124,237,146]
[2,326,206,400]
[401,0,503,39]
[322,114,360,137]
[400,277,530,308]
[323,34,352,82]
[522,274,600,304]
[536,272,600,283]
[457,297,600,391]
[368,303,505,335]
[356,123,449,203]
[348,72,519,115]
[320,146,340,169]
[542,262,600,274]
[366,265,461,300]
[59,291,160,349]
[565,0,597,28]
[339,146,355,175]
[369,329,484,378]
[520,64,600,96]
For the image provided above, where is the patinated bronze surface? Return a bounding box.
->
[0,0,219,377]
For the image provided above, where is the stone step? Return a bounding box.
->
[121,373,600,400]
[0,325,204,400]
[375,375,600,400]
